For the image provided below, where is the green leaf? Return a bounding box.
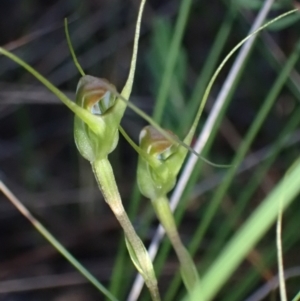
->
[125,236,146,276]
[185,158,300,301]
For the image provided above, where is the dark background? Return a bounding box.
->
[0,1,300,301]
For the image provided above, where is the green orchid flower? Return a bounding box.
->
[67,0,161,299]
[74,76,119,161]
[136,125,199,293]
[73,73,161,301]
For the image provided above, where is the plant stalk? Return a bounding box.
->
[92,158,160,301]
[152,196,199,293]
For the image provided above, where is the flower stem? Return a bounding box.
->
[92,158,161,301]
[152,196,199,293]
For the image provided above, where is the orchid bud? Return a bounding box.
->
[137,125,179,199]
[74,75,119,162]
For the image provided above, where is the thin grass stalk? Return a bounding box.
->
[276,194,287,301]
[174,0,275,217]
[204,0,300,258]
[0,181,118,301]
[233,2,300,102]
[163,127,300,301]
[162,108,300,301]
[227,216,300,301]
[183,1,292,149]
[153,0,193,123]
[178,4,237,135]
[187,34,300,261]
[206,107,300,262]
[186,157,300,301]
[258,41,300,101]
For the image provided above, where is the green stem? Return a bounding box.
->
[92,158,161,301]
[152,196,199,293]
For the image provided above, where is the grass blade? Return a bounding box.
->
[0,181,118,301]
[186,158,300,301]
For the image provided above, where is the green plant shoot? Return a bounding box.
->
[67,0,161,300]
[137,125,200,293]
[121,124,200,294]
